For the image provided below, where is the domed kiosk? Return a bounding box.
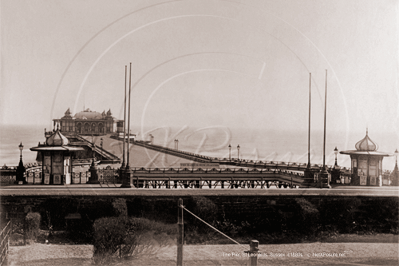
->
[30,127,84,185]
[340,130,391,186]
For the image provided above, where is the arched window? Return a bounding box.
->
[98,123,104,133]
[91,123,96,133]
[84,123,90,134]
[76,123,82,134]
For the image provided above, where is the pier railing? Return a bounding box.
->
[0,163,394,187]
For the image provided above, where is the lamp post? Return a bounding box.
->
[92,141,95,162]
[392,149,399,186]
[228,144,231,161]
[16,142,26,184]
[334,147,338,166]
[19,142,23,161]
[87,138,100,184]
[237,145,240,160]
[332,147,341,185]
[176,139,178,150]
[100,138,103,150]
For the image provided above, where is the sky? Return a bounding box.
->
[1,0,398,142]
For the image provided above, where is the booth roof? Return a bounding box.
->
[340,150,392,156]
[30,146,84,151]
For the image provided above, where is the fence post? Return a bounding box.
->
[245,240,259,266]
[177,198,183,266]
[0,220,11,266]
[23,214,27,246]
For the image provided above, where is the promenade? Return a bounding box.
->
[1,185,398,197]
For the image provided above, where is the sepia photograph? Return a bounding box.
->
[1,0,398,265]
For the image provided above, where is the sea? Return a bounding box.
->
[1,124,397,171]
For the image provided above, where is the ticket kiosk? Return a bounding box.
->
[340,130,391,186]
[30,128,84,185]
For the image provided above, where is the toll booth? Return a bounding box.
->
[340,130,391,186]
[30,128,84,185]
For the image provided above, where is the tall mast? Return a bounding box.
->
[322,69,328,169]
[307,73,311,168]
[126,63,132,168]
[122,65,127,168]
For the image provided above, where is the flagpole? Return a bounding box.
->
[323,69,327,170]
[121,63,132,188]
[126,62,132,168]
[307,73,311,168]
[122,65,127,168]
[319,69,330,189]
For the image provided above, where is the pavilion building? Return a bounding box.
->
[53,108,123,136]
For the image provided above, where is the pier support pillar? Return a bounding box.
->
[303,167,314,184]
[331,166,341,185]
[318,168,331,188]
[120,167,132,188]
[87,160,100,184]
[16,160,26,184]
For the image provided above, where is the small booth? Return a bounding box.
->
[30,128,84,185]
[340,130,391,186]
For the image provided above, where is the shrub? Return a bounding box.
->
[293,198,320,235]
[68,214,93,244]
[190,196,218,221]
[122,217,177,256]
[92,216,177,265]
[93,217,126,265]
[112,198,128,218]
[25,212,41,242]
[41,198,78,230]
[319,198,361,233]
[186,196,218,234]
[359,198,399,234]
[126,198,178,224]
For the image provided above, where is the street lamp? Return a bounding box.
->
[16,142,26,184]
[87,134,100,184]
[228,144,231,160]
[100,138,103,150]
[237,144,240,160]
[91,141,95,164]
[392,149,399,186]
[334,147,338,166]
[332,147,341,185]
[19,142,24,161]
[175,139,179,150]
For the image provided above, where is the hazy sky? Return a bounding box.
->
[1,0,398,139]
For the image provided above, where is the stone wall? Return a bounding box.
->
[2,195,398,233]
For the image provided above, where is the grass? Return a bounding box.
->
[9,241,399,266]
[8,230,398,266]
